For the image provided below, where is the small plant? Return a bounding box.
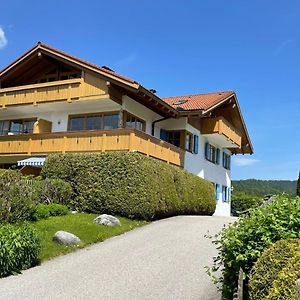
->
[0,223,40,278]
[31,203,69,221]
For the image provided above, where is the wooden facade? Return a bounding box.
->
[0,129,184,167]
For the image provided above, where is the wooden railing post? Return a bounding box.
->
[28,138,32,155]
[146,138,150,156]
[101,133,107,152]
[62,136,67,154]
[129,132,135,151]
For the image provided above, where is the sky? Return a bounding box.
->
[1,1,300,180]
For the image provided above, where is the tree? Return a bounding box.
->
[297,172,300,197]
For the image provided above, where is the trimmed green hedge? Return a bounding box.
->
[231,191,263,212]
[209,195,300,299]
[31,203,69,221]
[0,223,40,277]
[41,152,216,220]
[249,239,300,300]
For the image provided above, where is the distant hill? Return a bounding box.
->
[232,179,297,197]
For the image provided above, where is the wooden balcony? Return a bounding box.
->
[0,73,108,108]
[201,117,242,148]
[0,129,184,167]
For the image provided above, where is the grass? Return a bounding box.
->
[32,213,147,261]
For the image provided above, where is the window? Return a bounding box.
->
[215,184,220,201]
[0,119,35,136]
[167,131,181,147]
[125,112,146,132]
[223,152,231,170]
[222,186,231,203]
[205,142,220,164]
[185,132,193,152]
[69,112,118,131]
[193,135,199,154]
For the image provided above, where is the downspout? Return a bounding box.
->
[152,117,170,136]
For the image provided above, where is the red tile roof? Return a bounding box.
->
[162,91,235,111]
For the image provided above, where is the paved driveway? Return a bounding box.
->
[0,216,235,300]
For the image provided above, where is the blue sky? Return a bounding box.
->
[1,1,300,180]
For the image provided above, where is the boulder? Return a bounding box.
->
[93,214,121,226]
[53,231,81,245]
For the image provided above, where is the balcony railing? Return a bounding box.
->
[0,129,184,167]
[201,117,242,148]
[0,73,108,108]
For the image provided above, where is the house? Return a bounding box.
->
[0,42,253,216]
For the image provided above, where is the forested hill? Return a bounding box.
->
[232,179,297,196]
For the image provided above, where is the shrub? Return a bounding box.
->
[0,223,40,277]
[34,178,73,205]
[41,152,216,220]
[31,203,69,221]
[231,191,263,212]
[249,239,300,300]
[0,181,38,223]
[209,195,300,299]
[0,169,22,197]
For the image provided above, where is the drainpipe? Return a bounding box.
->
[152,117,170,136]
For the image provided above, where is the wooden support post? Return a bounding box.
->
[67,84,72,103]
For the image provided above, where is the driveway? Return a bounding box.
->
[0,216,235,300]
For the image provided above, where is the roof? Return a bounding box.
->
[162,91,235,111]
[0,42,137,85]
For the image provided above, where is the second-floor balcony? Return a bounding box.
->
[0,129,184,167]
[201,116,242,148]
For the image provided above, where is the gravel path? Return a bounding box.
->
[0,216,235,300]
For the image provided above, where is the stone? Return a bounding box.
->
[53,231,81,245]
[93,214,121,226]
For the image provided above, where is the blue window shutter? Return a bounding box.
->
[228,188,231,202]
[160,129,168,141]
[194,135,199,154]
[216,148,220,164]
[205,142,209,159]
[228,155,231,170]
[222,152,225,168]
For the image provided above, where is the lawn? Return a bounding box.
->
[32,213,147,261]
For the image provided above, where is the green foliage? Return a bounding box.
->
[0,180,38,223]
[0,223,40,277]
[232,179,297,197]
[209,195,300,299]
[297,172,300,197]
[41,152,216,220]
[34,178,73,205]
[249,239,300,300]
[33,213,146,261]
[31,203,69,221]
[0,169,22,197]
[231,192,263,212]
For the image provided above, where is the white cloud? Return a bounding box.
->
[0,27,8,49]
[233,157,260,167]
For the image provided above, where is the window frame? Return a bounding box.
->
[124,112,146,132]
[68,112,119,131]
[223,152,231,170]
[205,143,220,164]
[0,118,37,136]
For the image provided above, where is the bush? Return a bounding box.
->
[209,195,300,299]
[0,223,40,277]
[231,191,263,212]
[0,169,22,197]
[249,239,300,300]
[31,203,69,221]
[34,178,73,205]
[0,181,38,223]
[41,152,216,220]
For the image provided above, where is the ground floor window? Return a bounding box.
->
[0,119,36,136]
[222,186,231,202]
[68,112,119,131]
